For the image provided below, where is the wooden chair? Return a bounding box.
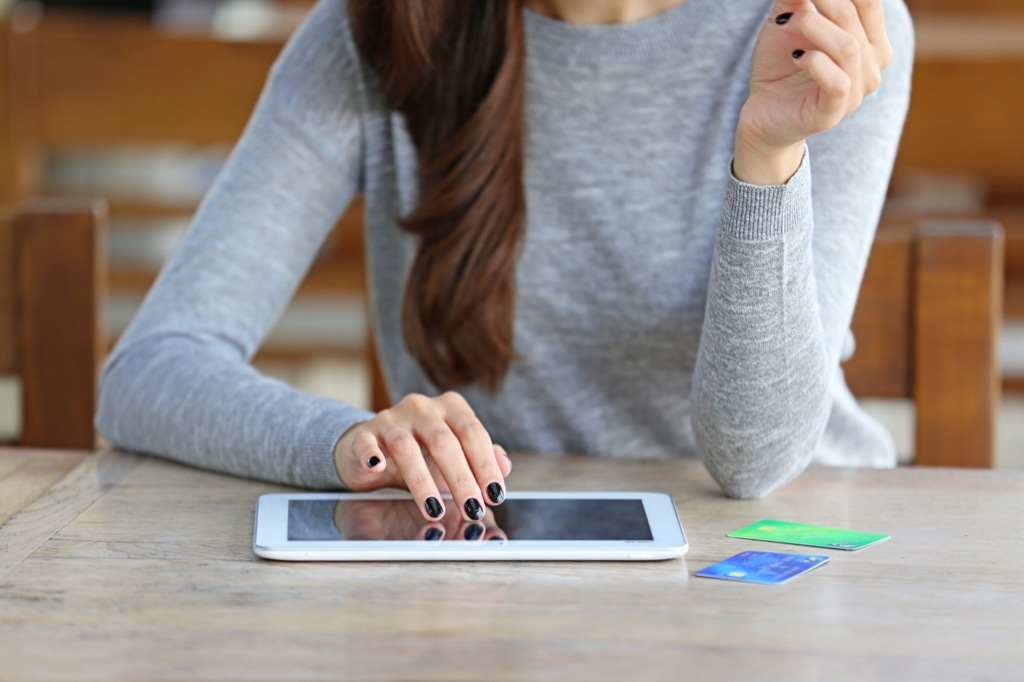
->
[2,6,367,361]
[0,198,106,449]
[844,220,1004,467]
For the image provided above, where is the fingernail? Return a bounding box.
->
[775,12,793,25]
[464,498,485,520]
[792,49,806,59]
[424,527,443,542]
[425,497,444,519]
[463,523,484,541]
[367,455,381,468]
[487,482,505,505]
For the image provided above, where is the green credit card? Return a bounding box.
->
[727,519,890,551]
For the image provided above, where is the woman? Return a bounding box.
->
[96,0,912,521]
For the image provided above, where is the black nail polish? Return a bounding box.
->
[487,482,505,505]
[464,498,484,520]
[425,497,443,519]
[775,12,793,25]
[792,49,806,59]
[463,523,484,541]
[424,527,443,542]
[367,455,381,468]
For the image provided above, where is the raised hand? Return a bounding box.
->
[734,0,895,185]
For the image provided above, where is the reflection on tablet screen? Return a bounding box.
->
[287,498,654,542]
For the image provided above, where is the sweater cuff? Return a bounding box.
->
[301,405,377,489]
[720,147,812,242]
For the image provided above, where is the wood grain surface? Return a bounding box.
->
[0,448,84,528]
[1,447,1022,681]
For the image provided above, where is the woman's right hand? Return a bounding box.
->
[333,392,512,522]
[333,498,508,543]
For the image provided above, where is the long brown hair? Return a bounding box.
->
[348,0,526,392]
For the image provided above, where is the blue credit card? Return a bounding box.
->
[695,550,830,585]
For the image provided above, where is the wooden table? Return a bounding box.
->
[2,447,1022,680]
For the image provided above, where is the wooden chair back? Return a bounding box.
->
[0,198,106,449]
[845,220,1004,467]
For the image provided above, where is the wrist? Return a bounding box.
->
[333,420,367,486]
[732,129,805,187]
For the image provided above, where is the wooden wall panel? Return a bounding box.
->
[32,14,281,146]
[0,23,15,204]
[896,58,1024,203]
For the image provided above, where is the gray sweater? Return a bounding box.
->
[96,0,913,498]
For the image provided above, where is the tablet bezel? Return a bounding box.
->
[253,491,688,561]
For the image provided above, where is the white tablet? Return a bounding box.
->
[253,491,688,561]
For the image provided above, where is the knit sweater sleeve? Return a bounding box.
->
[691,0,913,498]
[96,0,373,488]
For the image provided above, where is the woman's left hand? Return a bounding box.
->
[733,0,894,185]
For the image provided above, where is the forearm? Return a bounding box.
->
[92,0,374,487]
[97,333,374,488]
[694,0,913,496]
[692,157,831,499]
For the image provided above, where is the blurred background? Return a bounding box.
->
[1,0,1021,465]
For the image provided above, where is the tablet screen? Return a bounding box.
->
[287,498,654,542]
